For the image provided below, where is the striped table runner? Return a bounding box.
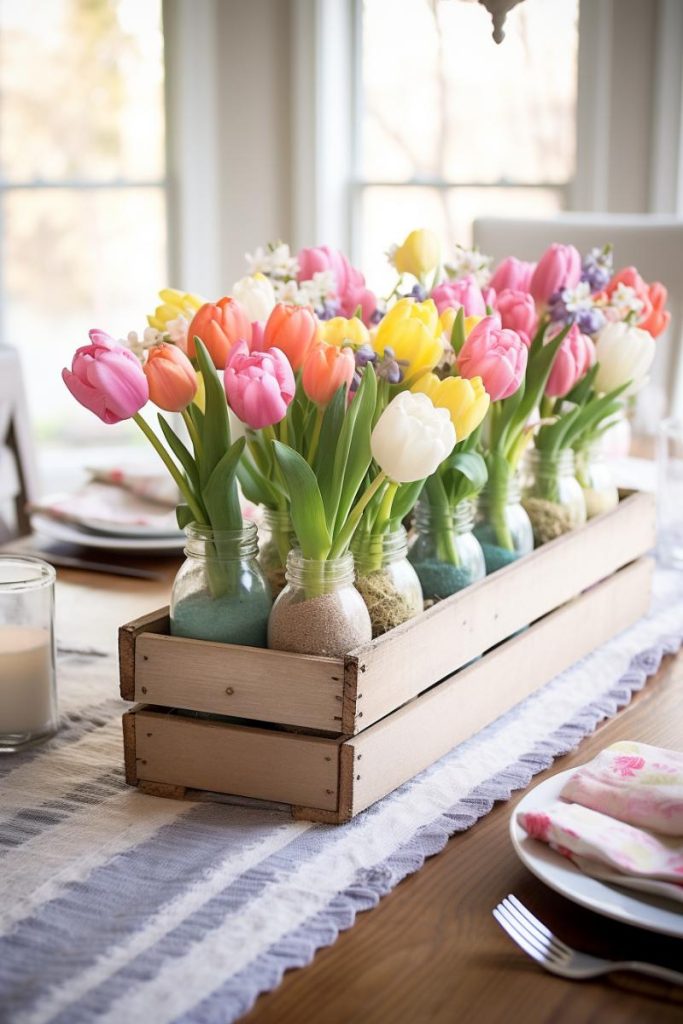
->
[1,568,682,1024]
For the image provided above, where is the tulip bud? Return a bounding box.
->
[457,316,527,401]
[545,324,595,399]
[144,343,198,411]
[302,343,355,407]
[431,276,487,317]
[186,297,252,368]
[593,322,655,395]
[412,373,490,440]
[263,303,319,371]
[639,281,670,338]
[320,316,370,348]
[530,244,582,305]
[232,273,276,323]
[373,298,442,380]
[371,391,456,483]
[489,257,536,294]
[495,288,537,343]
[63,330,149,424]
[224,340,295,429]
[392,229,441,279]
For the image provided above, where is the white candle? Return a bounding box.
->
[0,626,55,735]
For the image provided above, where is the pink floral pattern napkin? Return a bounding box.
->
[518,742,683,903]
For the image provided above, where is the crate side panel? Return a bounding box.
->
[133,634,345,731]
[349,556,653,815]
[133,710,342,810]
[119,608,170,700]
[352,492,655,732]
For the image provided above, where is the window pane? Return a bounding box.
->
[360,184,564,293]
[361,0,578,185]
[0,0,165,183]
[3,187,167,445]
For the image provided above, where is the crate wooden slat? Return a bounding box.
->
[119,491,656,737]
[123,555,654,824]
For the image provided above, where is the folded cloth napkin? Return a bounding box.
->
[517,742,683,903]
[30,478,180,535]
[87,468,179,507]
[560,741,683,836]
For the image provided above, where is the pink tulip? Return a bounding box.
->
[489,257,536,294]
[224,340,295,429]
[495,288,538,345]
[62,330,149,424]
[249,320,266,351]
[339,275,377,324]
[530,244,582,305]
[457,316,527,401]
[431,276,487,317]
[545,324,596,398]
[297,245,350,296]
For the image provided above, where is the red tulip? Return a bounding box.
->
[186,297,252,368]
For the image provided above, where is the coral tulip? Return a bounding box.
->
[302,343,356,407]
[530,244,582,305]
[431,276,487,317]
[489,257,536,294]
[224,340,295,429]
[457,316,527,402]
[231,273,276,322]
[62,330,149,424]
[412,373,490,440]
[144,343,198,411]
[147,288,204,332]
[495,288,538,344]
[373,298,443,380]
[263,303,319,371]
[545,324,595,399]
[186,297,252,368]
[371,392,456,483]
[320,316,370,348]
[640,281,670,338]
[593,322,655,395]
[392,228,441,279]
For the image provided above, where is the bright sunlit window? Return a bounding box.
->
[0,0,167,465]
[356,0,579,289]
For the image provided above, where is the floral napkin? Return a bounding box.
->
[518,741,683,903]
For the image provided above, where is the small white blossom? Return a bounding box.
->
[385,243,399,269]
[166,316,189,346]
[445,245,492,286]
[608,283,645,319]
[246,241,298,281]
[560,281,596,314]
[122,327,163,359]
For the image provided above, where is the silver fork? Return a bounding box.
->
[493,894,683,986]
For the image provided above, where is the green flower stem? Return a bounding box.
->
[181,407,203,459]
[133,413,205,525]
[329,471,388,560]
[263,425,288,513]
[306,407,324,466]
[424,473,459,565]
[375,480,398,534]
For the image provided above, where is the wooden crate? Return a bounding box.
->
[120,492,656,823]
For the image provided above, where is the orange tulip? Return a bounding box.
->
[144,343,198,411]
[263,303,319,371]
[186,297,252,368]
[640,282,670,338]
[302,343,355,407]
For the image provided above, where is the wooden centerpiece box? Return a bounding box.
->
[120,491,656,823]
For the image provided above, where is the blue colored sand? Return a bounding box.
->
[171,590,271,647]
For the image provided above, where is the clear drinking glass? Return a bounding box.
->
[657,417,683,569]
[0,556,57,752]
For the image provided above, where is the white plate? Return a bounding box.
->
[31,514,186,554]
[510,767,683,938]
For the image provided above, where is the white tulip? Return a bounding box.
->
[232,273,276,322]
[593,322,655,395]
[371,391,456,483]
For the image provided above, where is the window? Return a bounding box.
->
[0,0,167,474]
[355,0,579,288]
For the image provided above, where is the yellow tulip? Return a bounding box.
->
[192,369,206,413]
[373,298,443,379]
[147,288,205,331]
[320,316,370,348]
[393,228,440,279]
[465,315,483,337]
[439,307,456,340]
[412,373,490,441]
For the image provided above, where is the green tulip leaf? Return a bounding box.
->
[315,386,348,506]
[175,504,194,530]
[273,440,331,559]
[157,413,201,495]
[236,454,281,509]
[194,338,231,488]
[332,365,378,534]
[388,479,425,525]
[202,436,245,530]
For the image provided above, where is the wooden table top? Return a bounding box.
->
[11,544,682,1024]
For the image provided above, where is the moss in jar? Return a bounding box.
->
[522,497,574,546]
[355,569,421,636]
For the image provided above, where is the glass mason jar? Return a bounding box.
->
[0,556,58,752]
[268,550,372,657]
[574,445,619,519]
[521,447,587,546]
[352,526,423,636]
[171,522,272,647]
[474,474,534,573]
[257,507,295,597]
[408,499,486,602]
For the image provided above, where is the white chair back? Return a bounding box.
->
[0,346,39,539]
[473,214,683,420]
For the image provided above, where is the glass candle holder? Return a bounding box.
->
[657,417,683,570]
[0,556,57,752]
